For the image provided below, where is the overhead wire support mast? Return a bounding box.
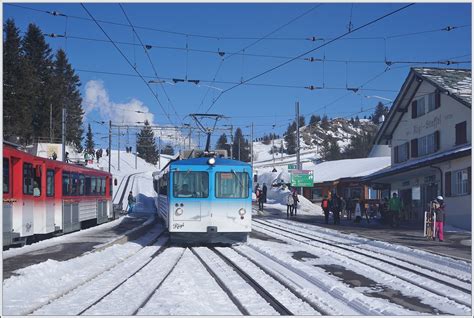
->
[190,113,226,153]
[204,3,416,113]
[80,3,175,126]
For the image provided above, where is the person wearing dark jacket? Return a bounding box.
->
[330,192,342,225]
[321,195,330,224]
[292,190,299,215]
[262,183,268,203]
[433,196,445,242]
[127,191,136,213]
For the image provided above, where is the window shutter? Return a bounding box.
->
[406,142,410,159]
[434,130,440,151]
[394,145,399,163]
[411,100,417,118]
[445,171,451,197]
[468,167,471,195]
[411,139,418,158]
[435,90,441,109]
[456,121,467,145]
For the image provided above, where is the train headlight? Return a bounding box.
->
[208,157,216,165]
[175,208,183,216]
[238,208,246,216]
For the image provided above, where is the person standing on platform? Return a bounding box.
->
[287,192,294,218]
[330,191,342,225]
[433,196,445,242]
[292,189,299,215]
[321,195,330,224]
[388,192,402,228]
[262,183,268,203]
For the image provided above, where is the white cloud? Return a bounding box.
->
[83,80,154,125]
[83,80,194,149]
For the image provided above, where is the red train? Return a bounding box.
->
[3,143,113,247]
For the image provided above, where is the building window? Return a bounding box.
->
[395,142,409,163]
[47,169,55,197]
[455,121,467,145]
[417,131,438,157]
[368,187,378,200]
[452,169,469,196]
[412,92,438,119]
[312,188,323,201]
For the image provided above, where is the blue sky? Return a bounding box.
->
[3,2,471,149]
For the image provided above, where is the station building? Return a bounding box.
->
[363,67,471,230]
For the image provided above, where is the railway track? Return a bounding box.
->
[252,219,472,314]
[27,226,166,316]
[263,218,471,284]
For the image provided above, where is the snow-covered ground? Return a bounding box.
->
[3,147,471,316]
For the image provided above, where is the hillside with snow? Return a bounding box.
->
[253,118,378,168]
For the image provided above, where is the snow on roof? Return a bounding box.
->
[413,68,471,106]
[301,157,391,183]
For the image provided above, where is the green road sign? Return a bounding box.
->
[290,170,314,187]
[288,164,297,170]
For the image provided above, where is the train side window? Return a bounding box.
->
[159,173,168,195]
[23,163,34,195]
[85,176,91,195]
[62,171,71,196]
[71,173,79,196]
[91,177,97,195]
[46,169,55,197]
[3,158,9,194]
[79,174,85,195]
[109,177,113,196]
[96,177,101,195]
[101,177,106,195]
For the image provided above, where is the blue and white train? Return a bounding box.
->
[153,156,252,244]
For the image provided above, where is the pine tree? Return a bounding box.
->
[161,144,174,155]
[232,128,250,161]
[320,138,341,161]
[22,23,54,140]
[372,101,389,124]
[136,120,159,165]
[215,133,230,156]
[298,115,305,127]
[3,19,34,143]
[320,115,330,130]
[84,124,95,155]
[51,49,84,151]
[309,114,321,127]
[342,130,376,159]
[284,121,297,154]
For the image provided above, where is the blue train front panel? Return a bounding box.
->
[168,157,252,239]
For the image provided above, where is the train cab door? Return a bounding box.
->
[32,160,49,234]
[44,165,57,233]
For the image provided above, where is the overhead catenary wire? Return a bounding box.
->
[80,3,175,126]
[118,3,182,124]
[198,4,323,113]
[205,3,416,113]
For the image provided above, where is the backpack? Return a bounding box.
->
[322,200,328,208]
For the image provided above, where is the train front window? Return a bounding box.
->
[216,171,249,198]
[173,171,208,198]
[23,163,34,195]
[3,158,9,194]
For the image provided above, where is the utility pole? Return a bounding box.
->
[250,122,254,167]
[296,101,302,195]
[50,103,53,142]
[135,132,138,170]
[230,125,234,159]
[61,107,66,162]
[158,137,161,170]
[108,120,111,173]
[117,126,121,172]
[296,101,301,170]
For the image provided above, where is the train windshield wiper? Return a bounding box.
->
[231,169,245,191]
